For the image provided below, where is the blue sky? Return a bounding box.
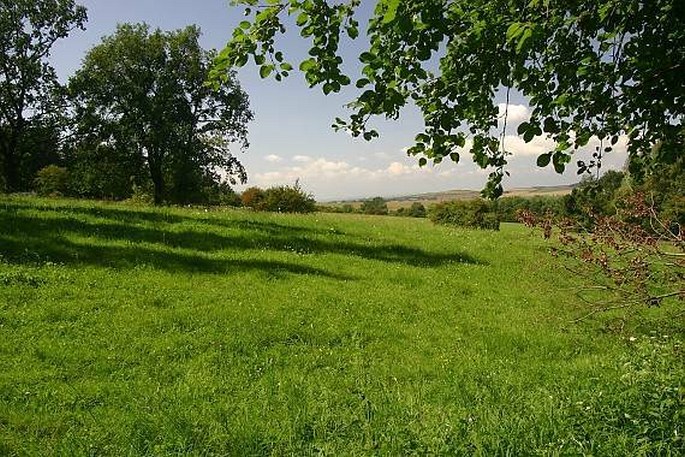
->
[49,0,626,201]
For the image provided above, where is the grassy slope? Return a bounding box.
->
[0,197,682,456]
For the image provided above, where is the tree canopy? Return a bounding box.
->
[0,0,87,192]
[215,0,684,198]
[70,24,253,204]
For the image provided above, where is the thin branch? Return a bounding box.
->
[572,303,634,324]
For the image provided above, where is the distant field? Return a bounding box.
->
[0,196,682,455]
[327,184,575,210]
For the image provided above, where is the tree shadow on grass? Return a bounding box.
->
[3,200,346,239]
[0,236,351,280]
[0,200,486,273]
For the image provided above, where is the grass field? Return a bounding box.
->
[0,196,683,455]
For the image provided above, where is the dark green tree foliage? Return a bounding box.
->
[204,182,242,207]
[564,170,625,224]
[240,184,315,212]
[262,183,316,213]
[430,199,500,230]
[15,121,63,187]
[34,165,69,196]
[69,24,252,204]
[496,195,567,222]
[0,0,87,192]
[638,155,685,227]
[361,197,388,215]
[215,0,684,198]
[408,202,427,218]
[67,141,145,200]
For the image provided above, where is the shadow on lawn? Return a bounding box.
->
[0,200,485,275]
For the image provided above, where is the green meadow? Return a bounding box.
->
[0,196,682,456]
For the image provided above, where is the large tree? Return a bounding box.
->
[0,0,87,192]
[214,0,684,197]
[70,24,253,204]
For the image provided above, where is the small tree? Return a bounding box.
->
[408,202,427,218]
[241,186,265,209]
[361,197,388,215]
[34,165,69,196]
[341,204,355,214]
[430,199,500,230]
[262,183,316,213]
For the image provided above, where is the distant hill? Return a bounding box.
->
[327,184,575,210]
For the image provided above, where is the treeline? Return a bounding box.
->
[318,199,427,218]
[325,162,683,232]
[1,2,251,205]
[430,163,684,231]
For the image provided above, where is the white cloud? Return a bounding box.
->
[251,156,434,189]
[498,103,530,123]
[293,155,312,163]
[504,134,556,157]
[265,154,283,163]
[387,161,417,176]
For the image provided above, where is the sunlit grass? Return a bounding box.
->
[0,196,682,455]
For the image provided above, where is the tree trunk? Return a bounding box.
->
[148,155,164,205]
[1,127,22,192]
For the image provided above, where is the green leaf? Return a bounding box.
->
[536,153,551,167]
[235,54,248,68]
[359,52,375,63]
[259,65,274,79]
[516,27,533,53]
[543,117,557,134]
[299,59,316,72]
[506,22,523,42]
[383,0,400,24]
[418,157,427,167]
[523,128,535,143]
[296,12,309,26]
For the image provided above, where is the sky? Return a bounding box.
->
[49,0,628,201]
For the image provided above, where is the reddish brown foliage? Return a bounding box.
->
[518,192,684,320]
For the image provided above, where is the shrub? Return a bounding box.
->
[203,182,242,207]
[408,202,427,218]
[262,183,316,213]
[241,186,266,209]
[126,183,154,205]
[497,195,568,222]
[430,199,500,230]
[361,197,388,215]
[34,165,69,196]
